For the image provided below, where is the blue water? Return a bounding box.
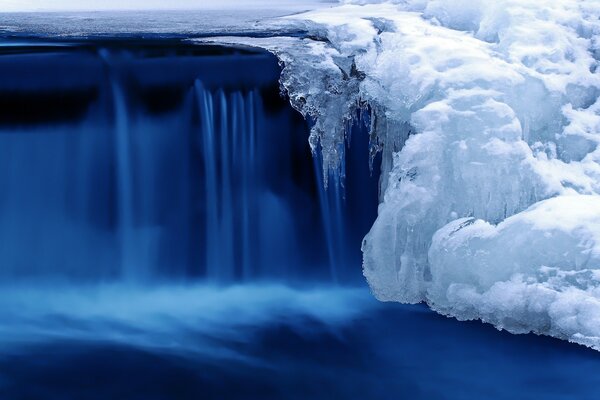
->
[0,39,378,284]
[1,288,599,400]
[0,38,598,400]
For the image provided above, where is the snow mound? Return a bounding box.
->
[210,0,600,349]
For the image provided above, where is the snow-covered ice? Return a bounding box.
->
[202,0,600,349]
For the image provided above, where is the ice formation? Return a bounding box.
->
[208,0,600,349]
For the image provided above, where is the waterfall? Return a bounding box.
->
[111,78,139,280]
[0,41,378,284]
[195,82,260,282]
[312,154,347,283]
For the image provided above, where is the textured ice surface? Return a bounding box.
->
[204,0,600,349]
[428,195,600,346]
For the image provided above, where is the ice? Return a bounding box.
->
[428,195,600,348]
[206,1,600,348]
[0,2,331,38]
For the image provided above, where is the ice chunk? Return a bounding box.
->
[428,195,600,348]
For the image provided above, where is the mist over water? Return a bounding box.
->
[0,283,375,356]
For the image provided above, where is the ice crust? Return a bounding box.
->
[210,0,600,349]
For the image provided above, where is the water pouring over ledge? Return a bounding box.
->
[0,39,379,285]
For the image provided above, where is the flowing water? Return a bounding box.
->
[0,39,378,284]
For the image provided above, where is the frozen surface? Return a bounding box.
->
[203,0,600,349]
[1,0,335,12]
[0,10,304,38]
[0,1,333,38]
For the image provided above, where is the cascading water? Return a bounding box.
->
[0,39,379,284]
